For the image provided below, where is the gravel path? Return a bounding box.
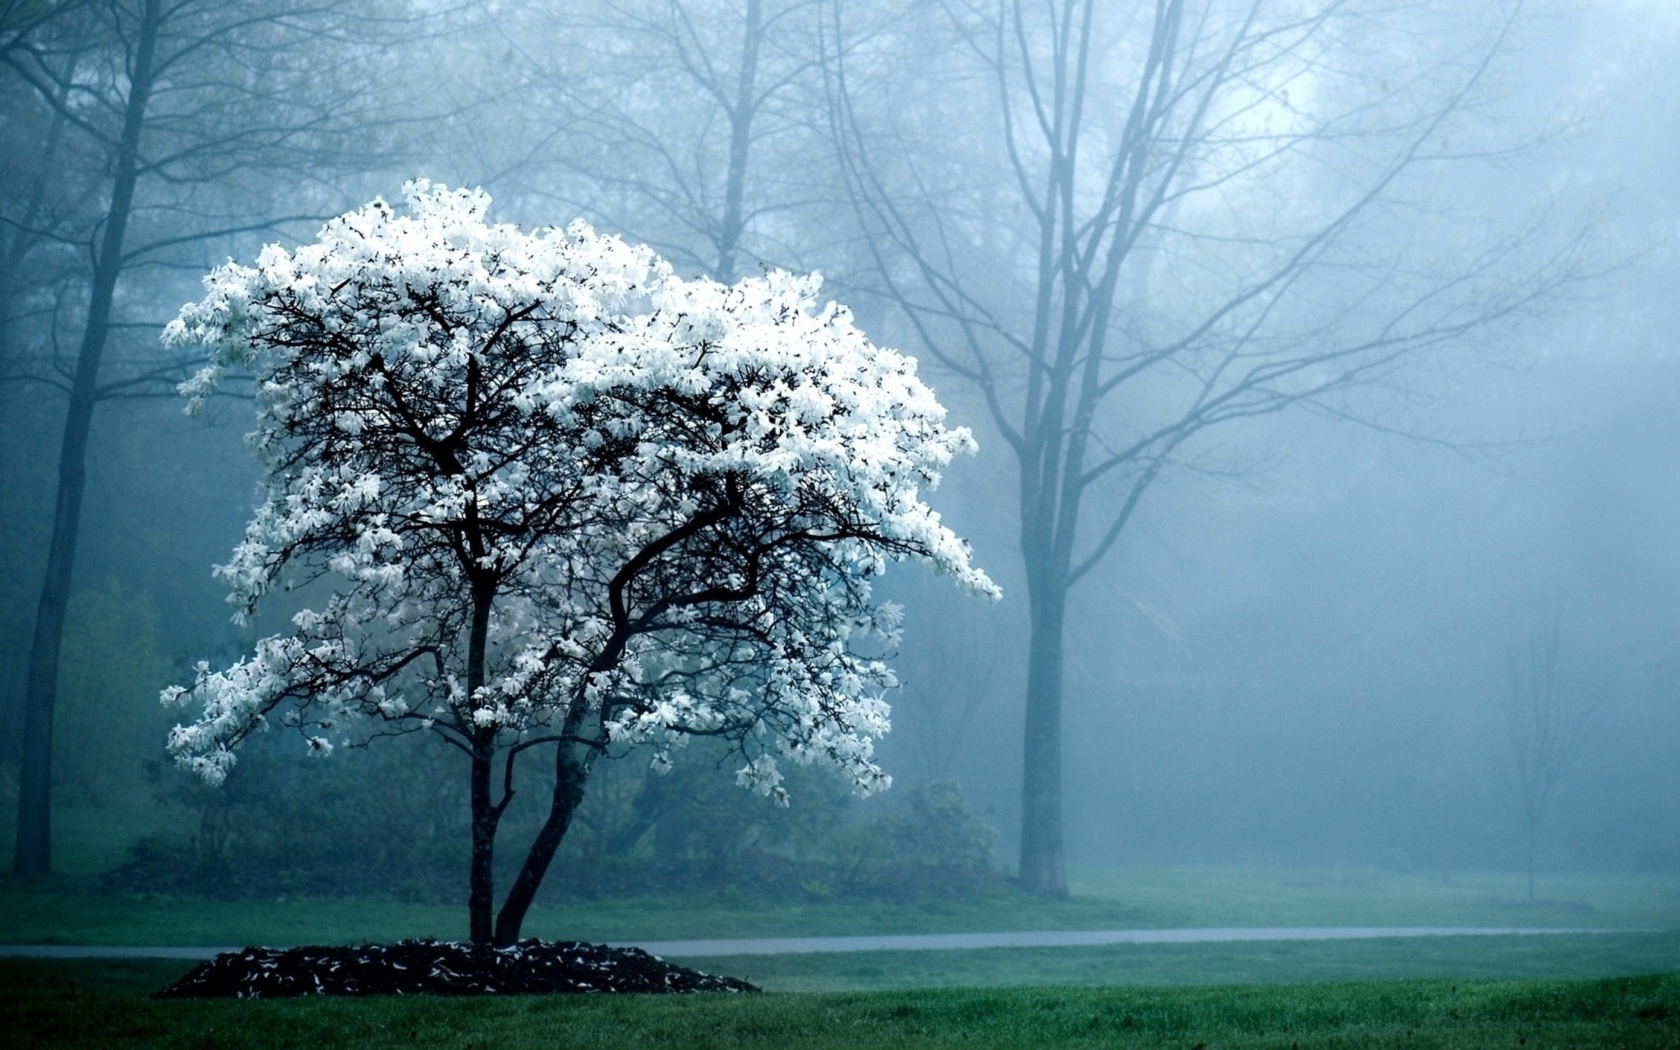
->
[0,926,1626,961]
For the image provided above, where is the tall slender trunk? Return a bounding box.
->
[1525,817,1537,901]
[465,588,498,945]
[1017,557,1069,897]
[467,742,498,945]
[714,0,762,283]
[14,0,160,876]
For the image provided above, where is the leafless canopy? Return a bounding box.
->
[824,0,1598,894]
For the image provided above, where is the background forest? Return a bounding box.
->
[3,0,1679,908]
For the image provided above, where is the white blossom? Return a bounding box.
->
[162,181,995,803]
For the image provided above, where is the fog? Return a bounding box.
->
[901,349,1680,874]
[3,0,1677,909]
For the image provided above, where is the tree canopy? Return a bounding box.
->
[160,182,994,943]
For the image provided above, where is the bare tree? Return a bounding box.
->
[477,0,841,282]
[1507,611,1592,901]
[826,0,1595,894]
[2,0,416,874]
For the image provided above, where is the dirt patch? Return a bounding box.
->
[153,938,758,998]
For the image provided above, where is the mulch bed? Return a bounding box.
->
[153,939,759,998]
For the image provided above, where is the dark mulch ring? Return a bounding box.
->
[154,939,759,998]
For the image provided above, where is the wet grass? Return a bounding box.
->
[5,808,1678,1045]
[3,958,1677,1049]
[3,870,1673,951]
[3,805,1677,991]
[696,932,1680,992]
[5,866,1675,949]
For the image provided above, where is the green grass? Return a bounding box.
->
[6,864,1676,949]
[4,804,1678,999]
[1067,865,1680,930]
[5,807,1680,1046]
[5,814,1677,948]
[5,870,1675,950]
[695,933,1680,992]
[3,959,1678,1048]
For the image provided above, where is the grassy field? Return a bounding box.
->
[5,868,1678,952]
[4,807,1679,1047]
[692,933,1680,992]
[4,810,1676,948]
[4,808,1680,997]
[3,958,1677,1049]
[9,871,1677,950]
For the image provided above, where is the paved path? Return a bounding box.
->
[632,926,1621,957]
[1,945,239,960]
[0,926,1625,961]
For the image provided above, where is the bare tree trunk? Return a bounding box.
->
[1507,612,1589,906]
[1526,830,1536,901]
[14,0,159,876]
[1018,568,1068,897]
[467,746,498,944]
[713,0,762,283]
[465,588,498,946]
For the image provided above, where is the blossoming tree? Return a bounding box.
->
[162,183,995,946]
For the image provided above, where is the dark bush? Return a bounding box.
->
[104,737,1002,904]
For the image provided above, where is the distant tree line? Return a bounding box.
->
[4,0,1605,904]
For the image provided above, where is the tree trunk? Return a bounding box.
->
[468,744,497,945]
[1525,819,1537,901]
[493,742,594,947]
[719,0,762,283]
[464,585,497,945]
[1017,563,1069,897]
[14,0,159,876]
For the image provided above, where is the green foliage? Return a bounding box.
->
[2,961,1678,1049]
[549,750,999,903]
[103,739,469,902]
[861,781,998,894]
[101,736,1002,905]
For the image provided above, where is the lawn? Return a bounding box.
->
[4,806,1679,1047]
[5,866,1676,952]
[2,959,1677,1049]
[691,932,1680,992]
[4,805,1678,995]
[4,809,1676,949]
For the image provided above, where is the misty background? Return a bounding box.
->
[2,0,1677,897]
